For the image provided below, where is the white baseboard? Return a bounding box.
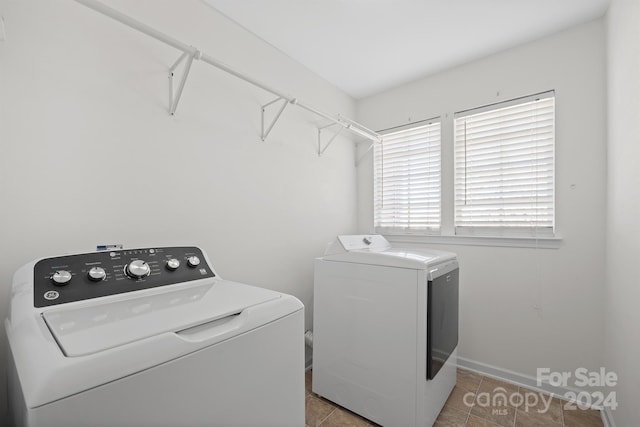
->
[600,407,616,427]
[456,356,609,412]
[456,356,573,397]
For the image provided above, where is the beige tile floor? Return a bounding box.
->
[305,369,604,427]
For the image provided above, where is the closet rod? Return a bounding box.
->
[73,0,382,143]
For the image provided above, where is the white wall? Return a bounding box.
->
[0,0,358,422]
[605,0,640,424]
[357,20,607,384]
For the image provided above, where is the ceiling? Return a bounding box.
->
[203,0,610,99]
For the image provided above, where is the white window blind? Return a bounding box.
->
[374,120,441,232]
[454,92,555,236]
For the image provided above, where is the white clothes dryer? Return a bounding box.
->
[313,235,459,427]
[6,246,304,427]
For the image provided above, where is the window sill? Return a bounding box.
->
[383,233,563,249]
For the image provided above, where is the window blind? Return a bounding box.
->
[454,93,555,236]
[374,121,441,232]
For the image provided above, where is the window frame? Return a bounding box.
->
[453,91,556,238]
[370,91,559,247]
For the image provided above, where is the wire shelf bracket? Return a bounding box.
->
[318,123,345,157]
[168,51,198,115]
[355,141,375,166]
[74,0,383,151]
[261,97,289,141]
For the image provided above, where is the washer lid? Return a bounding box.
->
[322,246,456,270]
[42,279,278,357]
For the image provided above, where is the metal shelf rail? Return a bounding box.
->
[74,0,382,155]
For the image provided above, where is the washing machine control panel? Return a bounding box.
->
[33,246,215,308]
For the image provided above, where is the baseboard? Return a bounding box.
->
[600,407,616,427]
[456,356,569,396]
[456,356,607,411]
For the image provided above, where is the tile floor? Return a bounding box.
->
[305,369,604,427]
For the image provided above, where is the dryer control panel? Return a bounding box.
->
[33,246,215,308]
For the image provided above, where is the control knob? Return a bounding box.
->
[126,260,151,279]
[51,270,72,286]
[187,256,200,268]
[166,258,180,271]
[88,267,107,282]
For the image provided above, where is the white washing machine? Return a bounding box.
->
[6,246,304,427]
[312,235,459,427]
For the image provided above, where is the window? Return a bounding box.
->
[374,120,441,233]
[454,92,555,237]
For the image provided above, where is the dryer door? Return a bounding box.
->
[427,267,459,380]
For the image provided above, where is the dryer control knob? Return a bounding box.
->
[88,267,107,282]
[51,270,72,286]
[166,258,180,271]
[187,256,200,268]
[126,260,151,279]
